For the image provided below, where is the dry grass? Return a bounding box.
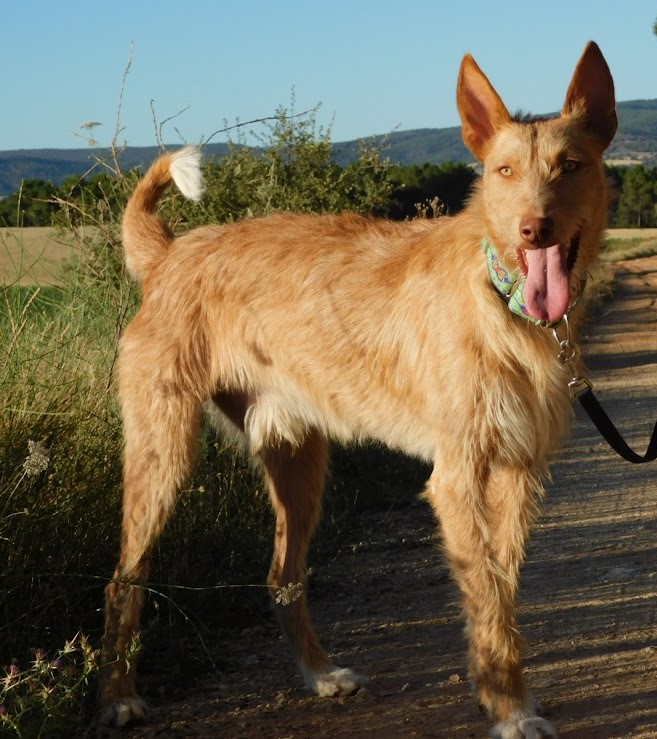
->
[0,227,84,285]
[603,228,657,262]
[606,228,657,240]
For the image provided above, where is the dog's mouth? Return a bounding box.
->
[515,233,581,322]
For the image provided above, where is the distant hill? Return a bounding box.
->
[0,144,231,196]
[1,99,656,196]
[335,99,657,168]
[605,99,657,164]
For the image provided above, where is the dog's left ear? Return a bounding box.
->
[457,54,512,161]
[562,41,617,150]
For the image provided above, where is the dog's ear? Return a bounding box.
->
[562,41,617,150]
[457,54,511,161]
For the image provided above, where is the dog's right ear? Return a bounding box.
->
[457,54,511,161]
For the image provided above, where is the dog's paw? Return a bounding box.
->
[98,697,150,728]
[303,665,366,697]
[490,711,557,739]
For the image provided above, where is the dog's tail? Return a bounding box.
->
[122,146,205,281]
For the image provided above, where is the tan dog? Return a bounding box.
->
[100,42,616,737]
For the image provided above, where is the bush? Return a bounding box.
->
[187,103,393,225]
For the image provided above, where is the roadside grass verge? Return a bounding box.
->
[586,233,657,311]
[602,236,657,262]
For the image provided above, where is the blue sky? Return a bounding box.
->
[3,1,656,151]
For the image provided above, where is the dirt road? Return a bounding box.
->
[125,259,657,738]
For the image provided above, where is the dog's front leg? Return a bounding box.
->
[426,463,556,738]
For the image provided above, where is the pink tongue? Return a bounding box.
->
[523,244,570,322]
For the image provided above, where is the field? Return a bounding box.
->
[3,226,657,286]
[0,227,82,285]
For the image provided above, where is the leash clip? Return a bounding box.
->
[567,375,593,399]
[552,314,591,399]
[551,314,657,463]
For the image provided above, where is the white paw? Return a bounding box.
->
[490,711,557,739]
[302,665,366,697]
[98,697,150,728]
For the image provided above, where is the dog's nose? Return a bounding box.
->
[519,217,554,247]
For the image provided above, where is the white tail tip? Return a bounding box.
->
[170,146,205,202]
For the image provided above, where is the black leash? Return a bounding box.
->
[554,316,657,464]
[575,386,657,463]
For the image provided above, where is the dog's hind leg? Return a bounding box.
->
[210,391,364,697]
[426,462,556,739]
[99,370,202,728]
[259,431,365,697]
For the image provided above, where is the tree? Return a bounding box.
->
[388,162,477,220]
[0,179,60,227]
[605,164,625,226]
[615,166,657,227]
[55,171,127,227]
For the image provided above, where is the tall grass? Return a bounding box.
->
[0,223,284,733]
[0,174,257,735]
[0,110,414,734]
[1,214,132,730]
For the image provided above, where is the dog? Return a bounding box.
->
[99,42,616,737]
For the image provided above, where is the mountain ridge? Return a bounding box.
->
[1,98,655,196]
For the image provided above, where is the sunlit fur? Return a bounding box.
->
[100,43,616,737]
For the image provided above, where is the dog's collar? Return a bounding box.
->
[481,237,586,329]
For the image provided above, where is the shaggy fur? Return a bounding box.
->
[99,42,616,737]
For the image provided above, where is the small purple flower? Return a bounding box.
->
[34,649,47,663]
[8,663,20,678]
[51,658,65,671]
[0,704,7,715]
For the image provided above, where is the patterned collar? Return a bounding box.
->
[481,237,586,329]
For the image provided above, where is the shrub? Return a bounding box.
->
[187,103,393,225]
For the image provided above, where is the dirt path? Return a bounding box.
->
[124,259,657,738]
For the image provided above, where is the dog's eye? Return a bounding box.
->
[499,166,512,177]
[563,159,579,172]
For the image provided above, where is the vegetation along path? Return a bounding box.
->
[121,259,657,738]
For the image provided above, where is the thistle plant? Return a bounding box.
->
[0,635,100,737]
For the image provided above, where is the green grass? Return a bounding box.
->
[1,258,123,733]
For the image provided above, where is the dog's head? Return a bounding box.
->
[457,42,616,323]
